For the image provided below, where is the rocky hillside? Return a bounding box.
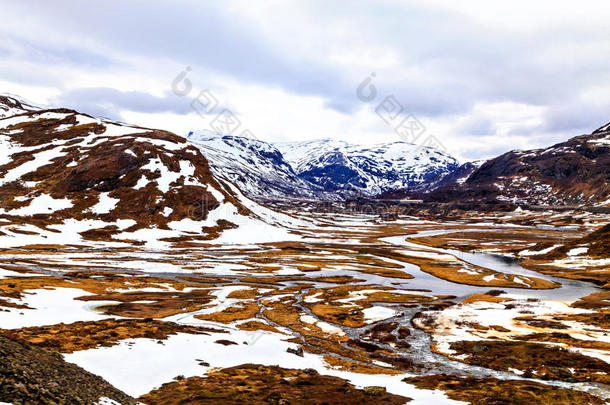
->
[0,95,301,248]
[543,223,610,262]
[0,335,135,404]
[274,139,459,197]
[187,130,328,200]
[422,126,610,207]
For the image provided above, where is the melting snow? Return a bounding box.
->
[1,194,72,216]
[0,146,67,186]
[567,247,589,256]
[362,306,397,324]
[0,288,113,329]
[88,192,120,215]
[133,175,150,189]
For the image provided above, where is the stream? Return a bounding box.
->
[377,229,609,399]
[382,229,602,301]
[5,226,607,399]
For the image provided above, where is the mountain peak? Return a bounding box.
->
[593,121,610,134]
[187,131,459,199]
[0,94,40,118]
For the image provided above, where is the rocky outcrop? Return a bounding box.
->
[0,335,135,404]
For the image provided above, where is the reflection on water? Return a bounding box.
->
[381,229,602,302]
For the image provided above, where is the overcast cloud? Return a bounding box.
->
[1,0,610,161]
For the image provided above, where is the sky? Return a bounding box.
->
[1,0,610,162]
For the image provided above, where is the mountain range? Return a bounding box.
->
[189,127,609,209]
[275,139,459,196]
[188,131,459,200]
[1,92,608,246]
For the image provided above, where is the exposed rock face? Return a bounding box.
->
[0,335,135,404]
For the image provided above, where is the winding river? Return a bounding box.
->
[377,229,609,399]
[382,229,602,301]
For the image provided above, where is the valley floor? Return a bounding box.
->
[0,208,609,404]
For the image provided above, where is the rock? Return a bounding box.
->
[286,347,304,357]
[214,339,238,346]
[0,335,135,404]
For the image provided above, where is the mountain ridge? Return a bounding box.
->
[0,95,302,249]
[187,130,460,200]
[419,128,610,207]
[275,138,460,197]
[187,130,330,200]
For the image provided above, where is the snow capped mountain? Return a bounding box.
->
[426,159,487,190]
[187,133,460,200]
[0,95,304,248]
[274,139,460,196]
[187,130,326,200]
[272,139,349,174]
[0,94,38,119]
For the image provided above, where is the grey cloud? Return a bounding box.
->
[0,34,113,69]
[542,102,610,134]
[1,0,610,158]
[460,143,517,161]
[52,88,194,120]
[455,116,495,137]
[4,0,610,119]
[1,1,353,112]
[0,34,114,88]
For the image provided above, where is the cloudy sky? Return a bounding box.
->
[2,1,610,161]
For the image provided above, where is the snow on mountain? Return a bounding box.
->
[0,96,304,248]
[187,130,327,200]
[0,94,39,119]
[274,139,460,196]
[425,127,610,207]
[425,159,488,190]
[272,139,349,174]
[590,122,610,147]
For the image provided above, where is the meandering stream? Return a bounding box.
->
[378,229,609,399]
[382,229,602,301]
